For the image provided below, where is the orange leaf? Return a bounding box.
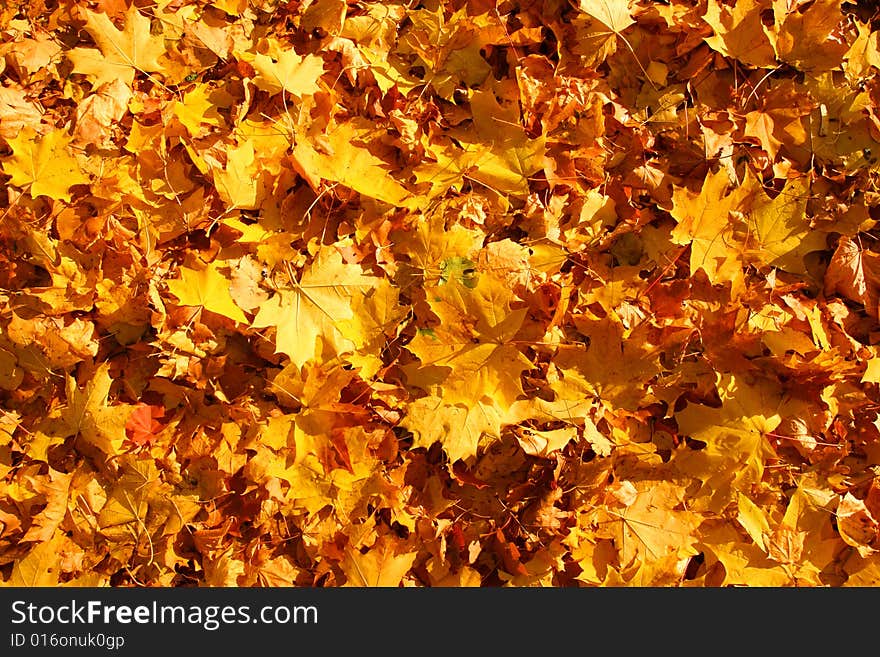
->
[125,403,165,447]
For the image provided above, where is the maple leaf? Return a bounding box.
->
[702,0,778,68]
[836,493,879,558]
[771,0,848,73]
[291,119,414,207]
[396,6,493,100]
[263,452,334,513]
[845,556,880,586]
[742,174,828,275]
[67,4,167,88]
[392,213,484,284]
[172,84,225,137]
[6,312,99,370]
[211,140,274,210]
[326,429,398,520]
[20,468,73,543]
[57,363,132,457]
[98,457,199,543]
[166,261,249,324]
[252,247,378,367]
[3,30,62,84]
[7,0,880,590]
[594,480,701,568]
[247,48,325,97]
[2,127,89,201]
[401,270,533,462]
[336,279,408,378]
[266,362,370,474]
[669,167,740,285]
[453,84,547,198]
[414,139,477,199]
[124,403,165,447]
[673,373,790,511]
[844,20,880,82]
[0,86,44,140]
[203,549,246,587]
[824,236,880,317]
[340,535,417,587]
[744,111,783,160]
[736,491,772,552]
[6,532,64,586]
[73,79,133,150]
[573,0,640,74]
[578,0,635,34]
[508,397,613,456]
[697,522,793,587]
[551,322,663,413]
[402,395,503,464]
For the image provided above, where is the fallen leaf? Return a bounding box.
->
[2,127,89,201]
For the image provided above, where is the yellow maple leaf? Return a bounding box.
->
[291,119,414,207]
[551,322,663,413]
[836,493,879,558]
[744,111,783,160]
[426,558,482,587]
[0,86,43,142]
[844,20,880,82]
[6,311,98,370]
[405,271,532,409]
[21,468,73,543]
[357,43,422,95]
[166,261,248,323]
[402,395,503,463]
[211,140,273,210]
[98,457,199,543]
[72,78,133,150]
[414,139,477,200]
[251,247,378,367]
[396,6,493,100]
[209,0,248,14]
[301,0,348,35]
[59,362,131,457]
[2,127,89,201]
[669,167,740,284]
[862,356,880,383]
[742,173,828,275]
[702,0,778,68]
[67,4,167,88]
[454,84,546,198]
[341,535,417,587]
[507,397,613,455]
[172,83,225,137]
[742,79,813,163]
[594,480,701,567]
[736,492,772,551]
[823,236,880,316]
[392,213,484,282]
[515,426,577,458]
[264,452,333,513]
[771,0,849,73]
[674,372,790,511]
[337,279,408,378]
[698,522,793,586]
[6,532,64,586]
[578,0,635,33]
[247,49,325,97]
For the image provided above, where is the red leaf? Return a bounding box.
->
[452,462,489,489]
[125,403,165,447]
[493,529,529,577]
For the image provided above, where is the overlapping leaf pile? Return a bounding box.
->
[2,0,880,587]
